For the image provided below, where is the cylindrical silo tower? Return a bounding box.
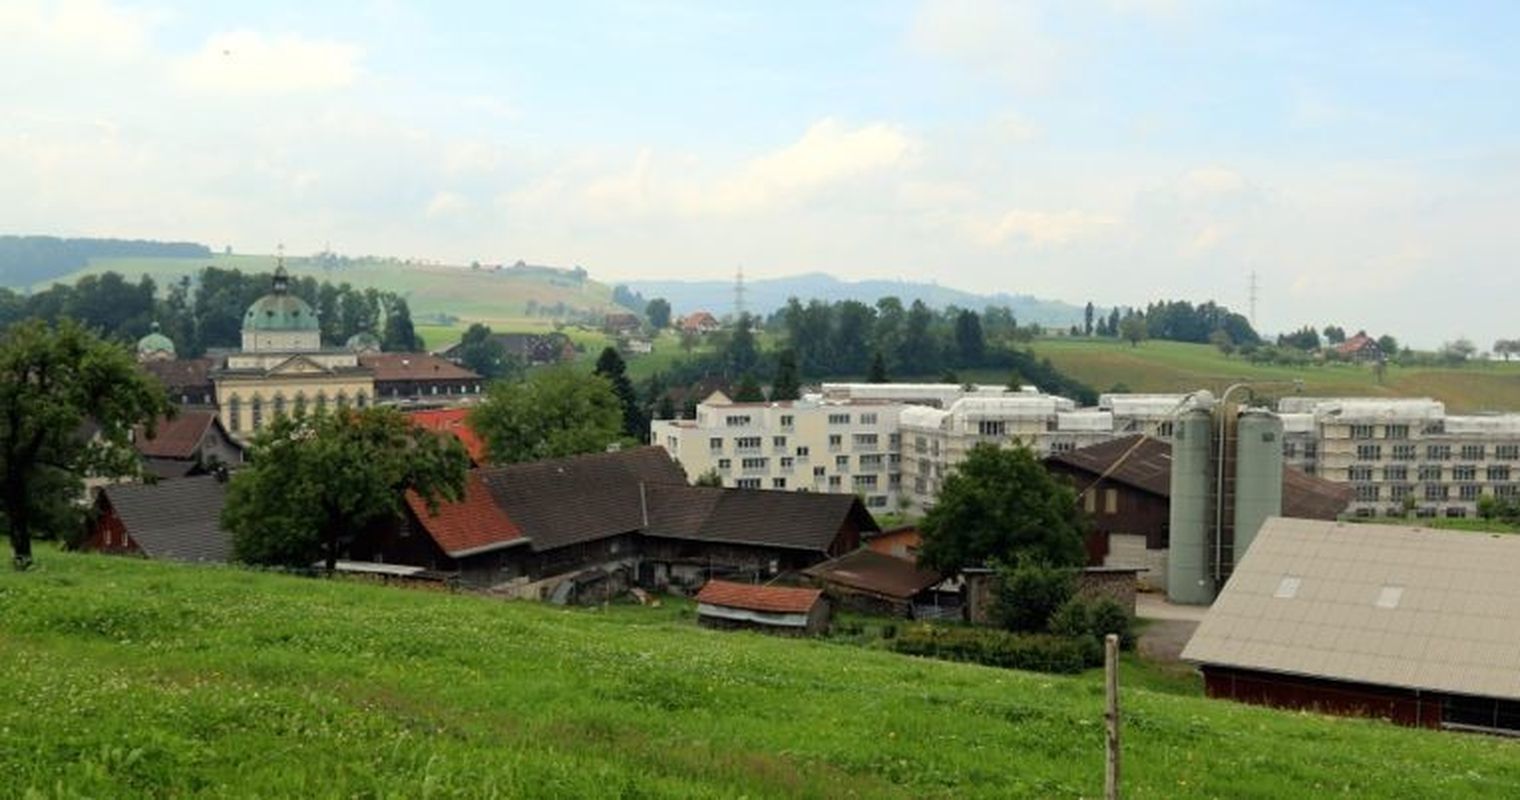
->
[1232,408,1284,571]
[1167,406,1215,604]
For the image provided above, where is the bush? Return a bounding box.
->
[891,625,1101,674]
[992,559,1075,633]
[1048,596,1137,651]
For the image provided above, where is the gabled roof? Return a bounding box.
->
[803,548,942,599]
[1184,517,1520,702]
[696,580,822,614]
[360,353,480,382]
[1048,435,1352,520]
[133,410,221,459]
[1334,333,1379,354]
[644,484,880,552]
[99,475,231,563]
[408,408,487,464]
[404,472,524,557]
[476,446,687,552]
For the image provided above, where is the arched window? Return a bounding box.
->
[228,395,242,432]
[355,391,368,409]
[294,391,307,417]
[337,391,349,410]
[315,391,328,415]
[251,396,263,430]
[273,393,286,419]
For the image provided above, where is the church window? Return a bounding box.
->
[356,391,368,409]
[251,396,263,430]
[273,393,286,418]
[228,396,241,432]
[315,392,327,415]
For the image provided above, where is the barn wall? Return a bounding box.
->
[1202,666,1443,729]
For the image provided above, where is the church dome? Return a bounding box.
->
[345,331,382,353]
[136,322,176,360]
[243,265,319,332]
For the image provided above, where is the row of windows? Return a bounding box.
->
[226,390,368,433]
[714,454,900,472]
[1352,484,1516,502]
[1350,465,1512,482]
[1350,424,1411,440]
[1349,443,1517,462]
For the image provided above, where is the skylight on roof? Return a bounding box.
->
[1274,576,1301,599]
[1375,585,1403,609]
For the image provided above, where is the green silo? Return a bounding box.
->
[1166,406,1215,604]
[1232,408,1284,569]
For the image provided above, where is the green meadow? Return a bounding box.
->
[2,549,1517,798]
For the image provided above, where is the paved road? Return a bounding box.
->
[1135,593,1203,663]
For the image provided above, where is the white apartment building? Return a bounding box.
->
[1275,397,1520,518]
[650,392,908,510]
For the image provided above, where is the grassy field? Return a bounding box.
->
[3,550,1519,797]
[1026,338,1520,412]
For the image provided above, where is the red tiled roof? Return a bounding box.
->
[360,353,480,382]
[409,408,487,464]
[695,580,822,614]
[1334,334,1377,355]
[404,472,523,557]
[133,410,217,459]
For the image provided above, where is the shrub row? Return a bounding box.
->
[890,625,1100,674]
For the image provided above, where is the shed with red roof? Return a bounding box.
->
[694,579,830,635]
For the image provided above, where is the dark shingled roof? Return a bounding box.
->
[359,353,480,382]
[133,410,218,459]
[476,447,686,552]
[645,484,880,552]
[100,475,231,563]
[1048,434,1352,521]
[803,548,942,599]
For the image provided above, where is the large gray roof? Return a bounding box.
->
[101,475,232,563]
[1183,517,1520,701]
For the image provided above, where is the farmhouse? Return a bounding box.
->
[1333,332,1382,361]
[438,331,574,366]
[679,311,721,334]
[802,548,949,619]
[603,312,641,335]
[132,409,244,479]
[1184,517,1520,733]
[695,580,830,635]
[85,474,232,563]
[1044,435,1352,589]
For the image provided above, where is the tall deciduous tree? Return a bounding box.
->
[223,407,468,571]
[645,298,672,330]
[1083,302,1095,337]
[725,313,759,377]
[771,350,802,401]
[867,351,889,383]
[381,296,423,352]
[918,443,1088,574]
[1119,313,1148,347]
[1,320,172,568]
[595,346,644,438]
[471,368,625,464]
[953,309,985,366]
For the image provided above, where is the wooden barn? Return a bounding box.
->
[1184,517,1520,734]
[802,548,950,619]
[1045,435,1352,590]
[695,580,830,635]
[132,409,244,479]
[86,474,232,563]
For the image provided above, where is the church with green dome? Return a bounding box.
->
[240,265,322,352]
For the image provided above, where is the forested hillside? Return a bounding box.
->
[0,236,211,286]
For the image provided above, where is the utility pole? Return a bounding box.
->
[1105,633,1121,799]
[1248,270,1259,327]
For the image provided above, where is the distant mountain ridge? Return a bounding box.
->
[625,272,1089,326]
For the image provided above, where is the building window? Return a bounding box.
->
[1355,444,1382,461]
[1418,465,1443,481]
[813,466,826,477]
[1459,484,1482,501]
[251,396,263,430]
[356,392,368,409]
[1453,465,1477,481]
[1392,444,1417,461]
[1496,484,1519,499]
[1461,444,1486,461]
[853,474,878,490]
[273,393,286,418]
[1446,507,1468,519]
[914,436,927,454]
[736,478,761,490]
[717,458,732,470]
[1156,421,1174,438]
[779,456,794,469]
[853,433,879,448]
[835,455,849,470]
[741,457,768,470]
[1382,466,1408,482]
[1283,441,1298,458]
[736,436,762,450]
[828,434,843,450]
[772,435,787,449]
[725,415,752,427]
[1104,488,1118,514]
[779,415,794,428]
[795,445,810,457]
[709,437,723,453]
[315,392,327,415]
[828,475,842,489]
[1348,466,1374,482]
[1424,484,1448,501]
[1389,484,1412,501]
[1385,424,1409,440]
[828,413,851,425]
[1426,444,1451,461]
[867,495,888,508]
[1488,466,1511,482]
[772,477,786,490]
[293,392,307,417]
[228,396,241,432]
[860,454,884,470]
[1495,445,1520,461]
[888,433,901,450]
[978,420,1006,437]
[860,413,878,425]
[1350,424,1375,440]
[1355,485,1380,502]
[1304,441,1318,459]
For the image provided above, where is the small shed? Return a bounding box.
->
[695,580,830,635]
[802,548,950,619]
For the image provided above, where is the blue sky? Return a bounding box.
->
[3,1,1517,346]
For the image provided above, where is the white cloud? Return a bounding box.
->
[0,0,157,60]
[911,0,1063,92]
[699,119,916,214]
[972,209,1118,247]
[173,31,362,94]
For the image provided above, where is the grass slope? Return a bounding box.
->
[3,551,1518,798]
[1027,339,1520,412]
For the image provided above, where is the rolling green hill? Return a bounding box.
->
[1024,339,1520,412]
[2,550,1517,797]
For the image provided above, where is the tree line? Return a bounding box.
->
[0,235,211,286]
[0,267,424,356]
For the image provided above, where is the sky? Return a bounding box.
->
[3,1,1517,346]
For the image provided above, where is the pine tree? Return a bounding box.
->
[594,347,644,439]
[734,373,765,402]
[867,351,889,383]
[771,350,802,401]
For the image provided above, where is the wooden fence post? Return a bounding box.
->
[1105,632,1121,800]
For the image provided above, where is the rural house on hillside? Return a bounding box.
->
[695,580,830,635]
[86,474,233,563]
[132,410,244,479]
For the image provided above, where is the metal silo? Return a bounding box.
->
[1232,408,1284,568]
[1167,406,1215,604]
